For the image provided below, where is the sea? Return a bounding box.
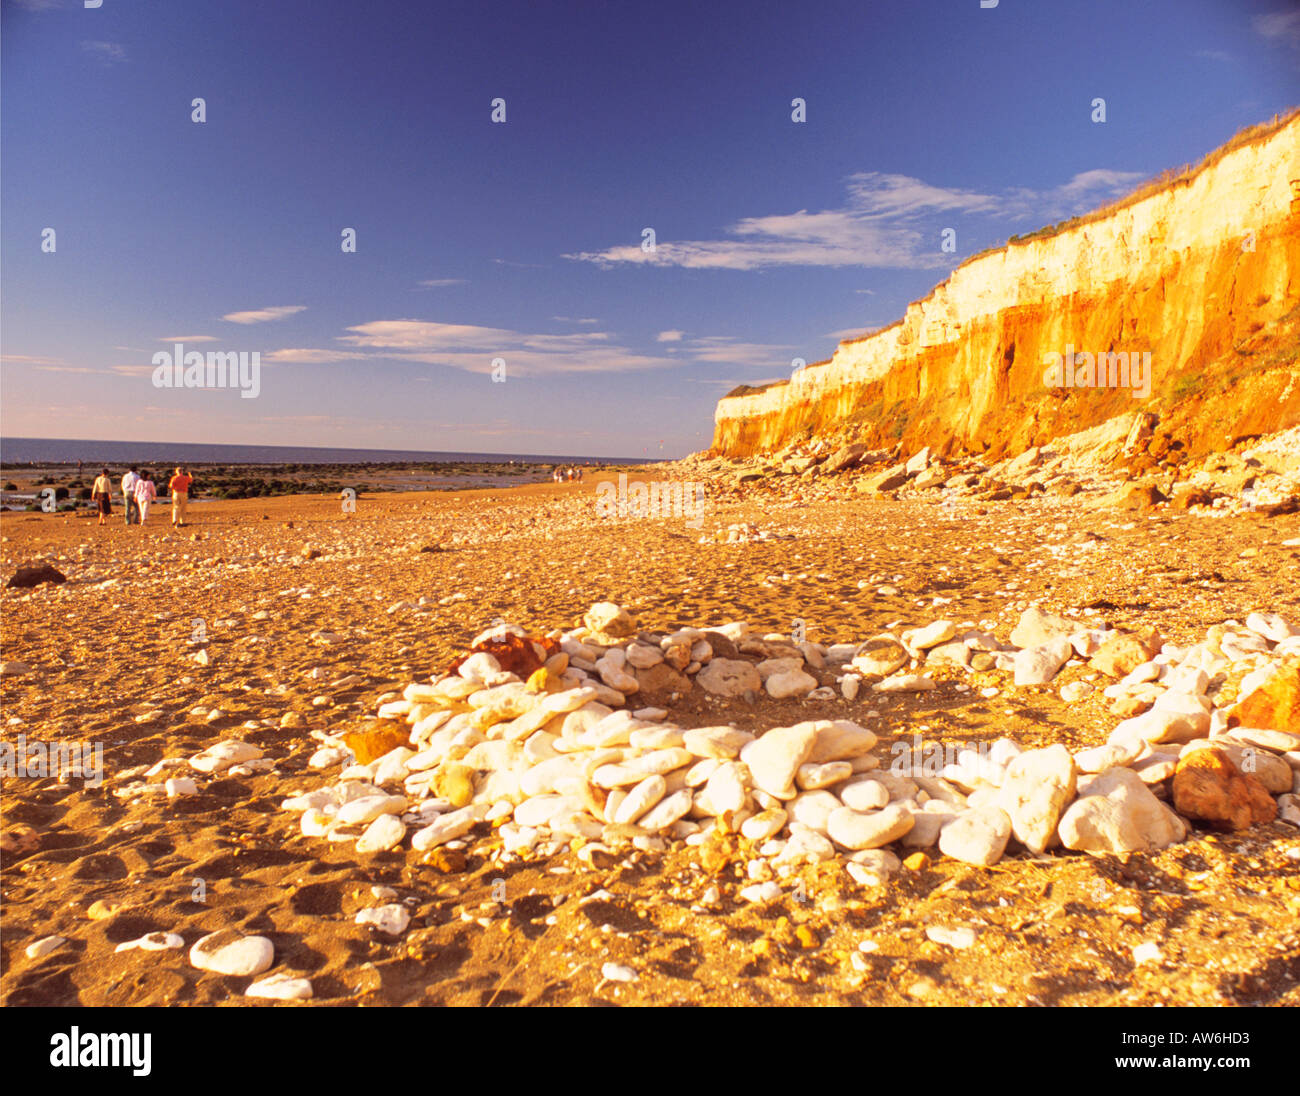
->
[0,437,646,467]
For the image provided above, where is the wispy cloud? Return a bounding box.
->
[1254,10,1300,48]
[263,348,370,364]
[81,41,126,64]
[34,365,103,375]
[656,330,685,342]
[675,335,798,368]
[553,316,599,325]
[222,305,307,324]
[158,335,218,343]
[565,168,1146,272]
[1194,48,1234,62]
[329,319,678,377]
[2,353,67,366]
[13,0,62,10]
[417,278,466,288]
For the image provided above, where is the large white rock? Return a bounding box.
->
[937,807,1012,866]
[696,658,762,697]
[1010,607,1078,648]
[808,719,879,762]
[1013,639,1073,686]
[189,740,262,774]
[745,724,819,798]
[411,804,484,851]
[826,805,914,850]
[355,904,411,935]
[796,761,852,791]
[1110,701,1209,746]
[1057,768,1187,853]
[996,745,1077,854]
[682,726,755,759]
[613,775,667,825]
[356,812,406,853]
[702,763,749,814]
[741,807,788,841]
[766,669,818,699]
[840,777,889,812]
[190,931,275,976]
[786,789,843,833]
[335,794,408,826]
[636,788,695,831]
[909,620,957,650]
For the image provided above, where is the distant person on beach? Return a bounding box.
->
[134,472,157,525]
[91,468,112,526]
[121,466,141,526]
[169,466,192,527]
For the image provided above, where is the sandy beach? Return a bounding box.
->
[3,466,1298,1007]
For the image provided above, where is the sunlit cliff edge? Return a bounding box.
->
[711,110,1300,462]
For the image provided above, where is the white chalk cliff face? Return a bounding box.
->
[713,114,1300,459]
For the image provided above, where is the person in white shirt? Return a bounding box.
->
[133,471,157,524]
[121,466,141,526]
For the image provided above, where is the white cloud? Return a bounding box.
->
[262,348,370,364]
[566,167,1147,272]
[676,335,798,367]
[158,335,218,343]
[273,320,680,378]
[222,305,307,324]
[417,278,466,287]
[1254,11,1300,47]
[656,330,685,342]
[81,41,126,63]
[1,353,66,366]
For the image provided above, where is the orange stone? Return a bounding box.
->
[344,719,410,765]
[1172,746,1277,831]
[1228,659,1300,734]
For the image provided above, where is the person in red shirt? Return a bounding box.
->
[169,466,193,527]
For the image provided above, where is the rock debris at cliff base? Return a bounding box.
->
[2,459,1299,1006]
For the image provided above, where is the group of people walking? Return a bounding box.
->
[90,466,193,528]
[552,465,584,483]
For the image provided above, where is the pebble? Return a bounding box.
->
[601,962,638,983]
[925,924,977,949]
[189,739,263,773]
[246,973,314,1000]
[115,932,184,953]
[356,812,406,853]
[25,935,67,959]
[739,881,783,903]
[355,904,411,936]
[190,931,275,976]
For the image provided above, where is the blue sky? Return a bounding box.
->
[2,0,1297,458]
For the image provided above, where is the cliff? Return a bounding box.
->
[712,111,1300,461]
